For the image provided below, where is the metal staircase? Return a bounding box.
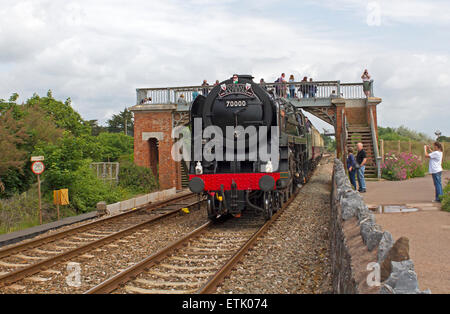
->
[180,161,189,188]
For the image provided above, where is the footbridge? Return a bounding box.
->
[131,79,382,189]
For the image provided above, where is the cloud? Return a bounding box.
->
[309,0,450,26]
[0,0,448,137]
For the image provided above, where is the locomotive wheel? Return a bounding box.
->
[273,192,281,213]
[207,197,221,223]
[263,192,273,220]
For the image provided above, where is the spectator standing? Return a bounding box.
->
[214,80,220,86]
[361,69,371,97]
[177,94,187,106]
[309,78,317,98]
[275,73,287,97]
[347,147,357,190]
[289,75,295,98]
[300,77,308,98]
[281,73,287,97]
[141,97,152,104]
[356,142,367,193]
[304,116,312,132]
[202,80,209,96]
[192,89,199,100]
[424,142,444,202]
[260,78,268,91]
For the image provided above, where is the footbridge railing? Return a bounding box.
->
[136,80,374,106]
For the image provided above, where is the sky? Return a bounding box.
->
[0,0,449,137]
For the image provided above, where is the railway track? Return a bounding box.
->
[0,191,203,290]
[85,190,298,294]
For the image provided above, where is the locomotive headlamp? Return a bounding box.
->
[265,160,273,173]
[195,161,203,175]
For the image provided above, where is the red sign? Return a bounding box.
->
[31,161,45,175]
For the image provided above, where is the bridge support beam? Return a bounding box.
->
[332,98,346,161]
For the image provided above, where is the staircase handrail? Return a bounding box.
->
[369,107,382,179]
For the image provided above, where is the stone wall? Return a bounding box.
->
[330,159,430,294]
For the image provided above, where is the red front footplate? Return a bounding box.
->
[189,173,280,191]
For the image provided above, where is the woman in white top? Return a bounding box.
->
[361,69,371,97]
[424,142,444,202]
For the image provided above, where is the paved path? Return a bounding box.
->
[362,171,450,294]
[363,171,449,205]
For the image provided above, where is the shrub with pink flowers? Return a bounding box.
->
[381,152,426,181]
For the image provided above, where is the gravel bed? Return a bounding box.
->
[0,195,199,275]
[0,205,208,293]
[114,218,263,294]
[0,192,194,251]
[216,158,333,294]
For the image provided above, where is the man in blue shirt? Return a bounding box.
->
[346,147,357,189]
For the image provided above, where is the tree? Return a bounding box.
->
[0,108,28,191]
[107,108,134,136]
[323,135,336,152]
[378,125,432,142]
[9,93,19,102]
[96,132,134,162]
[437,135,450,142]
[0,96,68,197]
[26,93,91,136]
[87,120,108,136]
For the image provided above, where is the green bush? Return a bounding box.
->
[442,181,450,212]
[118,161,158,194]
[96,132,134,162]
[443,161,450,170]
[69,160,124,212]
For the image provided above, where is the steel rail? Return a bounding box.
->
[84,221,212,294]
[85,190,299,295]
[198,158,321,294]
[84,158,324,295]
[0,197,203,287]
[197,190,298,294]
[0,191,193,259]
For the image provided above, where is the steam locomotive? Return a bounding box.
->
[188,75,324,221]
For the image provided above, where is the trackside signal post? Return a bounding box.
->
[31,156,45,224]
